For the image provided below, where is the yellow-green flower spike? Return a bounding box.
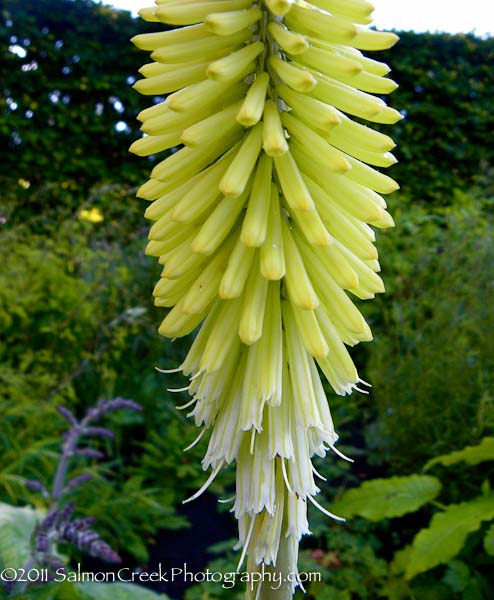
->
[131,0,399,595]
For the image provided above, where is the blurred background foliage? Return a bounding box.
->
[0,0,493,598]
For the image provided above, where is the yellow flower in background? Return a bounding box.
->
[79,207,104,223]
[131,0,400,595]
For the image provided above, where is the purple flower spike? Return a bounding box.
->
[89,540,121,564]
[97,397,143,416]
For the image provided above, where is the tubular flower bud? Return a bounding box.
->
[131,0,399,595]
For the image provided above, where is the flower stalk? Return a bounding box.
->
[131,0,399,596]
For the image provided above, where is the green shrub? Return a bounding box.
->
[0,186,230,563]
[363,194,494,471]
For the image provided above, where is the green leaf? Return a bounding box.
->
[462,580,484,600]
[390,546,413,575]
[424,438,494,470]
[443,560,471,593]
[4,581,85,600]
[483,522,494,557]
[378,579,411,600]
[406,496,494,580]
[76,582,169,600]
[408,582,453,600]
[312,586,351,600]
[0,502,41,569]
[332,475,441,521]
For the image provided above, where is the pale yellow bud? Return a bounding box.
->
[264,0,294,17]
[276,84,341,129]
[269,55,316,93]
[142,81,246,135]
[260,184,285,280]
[262,100,289,157]
[281,113,351,173]
[238,261,269,345]
[205,7,263,36]
[353,27,400,51]
[191,187,249,255]
[155,0,254,26]
[295,45,362,80]
[309,0,374,24]
[308,71,386,121]
[133,61,207,95]
[286,204,333,247]
[281,220,318,310]
[236,72,269,127]
[171,147,238,222]
[128,130,181,156]
[158,296,208,338]
[303,175,379,260]
[168,68,252,112]
[182,238,235,314]
[219,239,256,299]
[207,42,264,82]
[241,152,273,247]
[274,151,314,212]
[220,123,263,197]
[138,6,159,22]
[344,155,400,194]
[181,100,244,147]
[151,29,252,64]
[132,23,209,51]
[285,5,357,45]
[267,22,309,55]
[290,302,329,359]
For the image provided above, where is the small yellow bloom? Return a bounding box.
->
[79,207,103,224]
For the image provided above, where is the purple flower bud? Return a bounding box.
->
[82,427,114,439]
[86,407,100,420]
[56,405,78,426]
[66,473,93,491]
[40,511,59,530]
[25,480,47,494]
[76,448,105,460]
[36,532,50,553]
[57,502,75,526]
[79,531,100,546]
[63,520,83,534]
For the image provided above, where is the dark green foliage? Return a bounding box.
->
[0,195,220,563]
[0,0,160,215]
[380,32,494,203]
[365,196,494,471]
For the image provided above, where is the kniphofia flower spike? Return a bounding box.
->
[131,0,400,596]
